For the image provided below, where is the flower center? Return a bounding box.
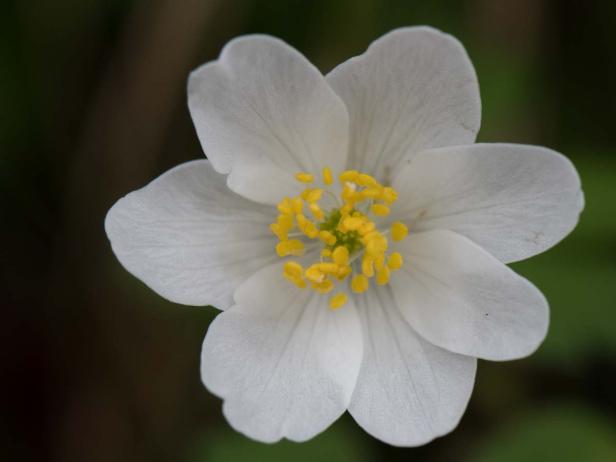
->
[270,168,408,310]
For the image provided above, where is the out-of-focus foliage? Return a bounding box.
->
[187,418,372,462]
[472,403,616,462]
[2,0,615,461]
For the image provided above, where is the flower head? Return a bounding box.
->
[105,27,583,446]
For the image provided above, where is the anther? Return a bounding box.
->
[329,292,348,310]
[323,167,333,185]
[336,265,352,280]
[295,172,314,183]
[332,246,350,266]
[309,203,324,221]
[312,279,334,294]
[356,173,378,187]
[362,255,375,278]
[339,170,359,182]
[370,204,390,217]
[277,198,293,215]
[387,252,403,270]
[380,187,398,203]
[276,239,305,257]
[317,262,339,274]
[391,222,408,241]
[342,216,363,231]
[376,266,390,285]
[305,265,325,283]
[306,189,323,203]
[351,274,369,293]
[291,197,303,214]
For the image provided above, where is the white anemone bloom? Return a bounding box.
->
[105,27,583,446]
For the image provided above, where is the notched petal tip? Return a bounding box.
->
[326,24,481,180]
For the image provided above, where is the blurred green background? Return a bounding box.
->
[2,0,615,461]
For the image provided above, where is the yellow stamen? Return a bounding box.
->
[319,230,337,246]
[361,230,380,243]
[323,167,333,185]
[362,255,374,278]
[376,266,390,285]
[283,261,302,276]
[336,265,352,280]
[391,222,408,241]
[277,214,293,230]
[296,214,318,238]
[340,203,353,216]
[351,274,369,293]
[305,265,325,283]
[270,223,287,241]
[380,187,398,203]
[373,254,385,271]
[360,187,381,199]
[332,246,350,266]
[295,172,314,183]
[283,261,306,288]
[291,197,303,214]
[366,234,387,257]
[286,277,306,289]
[312,279,334,294]
[318,262,339,274]
[341,184,356,203]
[358,221,376,235]
[370,204,390,217]
[306,226,319,239]
[342,216,363,231]
[339,170,359,182]
[276,239,305,257]
[309,203,324,221]
[277,198,293,215]
[329,292,347,310]
[387,252,403,271]
[271,168,406,309]
[306,188,323,203]
[356,173,378,187]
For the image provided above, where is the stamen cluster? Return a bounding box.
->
[270,168,409,309]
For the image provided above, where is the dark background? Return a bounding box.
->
[2,0,615,461]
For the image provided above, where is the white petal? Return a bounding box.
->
[105,160,277,309]
[349,288,476,447]
[201,263,363,443]
[391,143,584,263]
[188,35,349,204]
[390,230,549,361]
[326,26,480,182]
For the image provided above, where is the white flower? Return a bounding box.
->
[105,27,583,446]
